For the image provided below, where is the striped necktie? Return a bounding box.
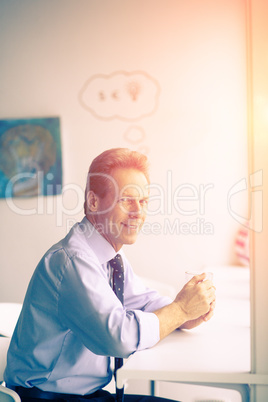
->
[109,254,125,402]
[111,254,124,305]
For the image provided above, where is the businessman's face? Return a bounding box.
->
[90,168,149,251]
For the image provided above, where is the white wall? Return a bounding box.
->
[0,0,248,303]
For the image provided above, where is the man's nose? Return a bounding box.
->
[128,199,143,215]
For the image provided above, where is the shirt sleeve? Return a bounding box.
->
[57,251,161,358]
[120,254,173,351]
[122,255,173,313]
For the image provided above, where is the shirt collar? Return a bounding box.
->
[80,216,118,265]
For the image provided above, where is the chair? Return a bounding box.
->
[0,303,22,337]
[0,385,21,402]
[0,337,21,401]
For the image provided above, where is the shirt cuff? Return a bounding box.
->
[133,310,160,351]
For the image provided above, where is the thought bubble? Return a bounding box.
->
[79,71,160,121]
[124,126,145,144]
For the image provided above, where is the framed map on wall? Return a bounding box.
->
[0,117,62,198]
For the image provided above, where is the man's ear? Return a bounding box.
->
[87,191,99,212]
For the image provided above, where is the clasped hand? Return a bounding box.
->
[176,272,216,330]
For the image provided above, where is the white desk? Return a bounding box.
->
[117,267,267,401]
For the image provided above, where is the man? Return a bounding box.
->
[5,148,216,402]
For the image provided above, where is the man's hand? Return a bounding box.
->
[175,273,216,322]
[154,273,216,339]
[179,300,216,330]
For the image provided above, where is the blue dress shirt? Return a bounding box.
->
[4,217,172,395]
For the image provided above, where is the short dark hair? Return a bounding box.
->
[84,148,150,214]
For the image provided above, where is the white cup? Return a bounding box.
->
[185,270,213,283]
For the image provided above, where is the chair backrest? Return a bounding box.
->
[0,338,21,401]
[0,337,11,382]
[0,303,22,337]
[0,384,21,402]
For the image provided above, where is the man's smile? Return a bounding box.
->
[122,220,143,230]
